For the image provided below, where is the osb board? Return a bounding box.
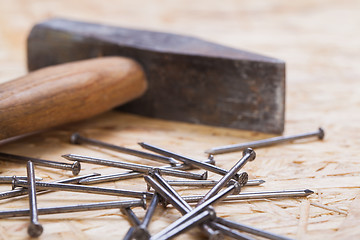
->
[0,0,360,239]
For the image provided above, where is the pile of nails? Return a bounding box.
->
[0,127,324,239]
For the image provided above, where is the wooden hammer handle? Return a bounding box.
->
[0,57,147,140]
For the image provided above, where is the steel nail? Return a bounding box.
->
[164,179,265,188]
[0,199,146,218]
[63,154,207,180]
[133,194,160,240]
[13,179,152,199]
[71,133,179,166]
[79,158,214,185]
[0,176,42,184]
[182,189,314,203]
[26,161,43,238]
[215,217,293,240]
[141,193,160,228]
[0,152,81,175]
[138,142,241,179]
[0,173,101,201]
[151,209,216,240]
[206,127,325,155]
[196,148,255,206]
[151,185,236,239]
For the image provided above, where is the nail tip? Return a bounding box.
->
[304,189,314,195]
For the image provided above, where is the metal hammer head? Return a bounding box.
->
[27,18,285,133]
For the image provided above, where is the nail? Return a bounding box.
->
[182,189,314,203]
[133,193,160,240]
[209,222,256,240]
[206,127,325,155]
[0,173,100,200]
[197,148,255,206]
[138,142,241,179]
[151,209,216,240]
[215,217,293,240]
[71,133,179,166]
[151,184,236,239]
[79,158,214,185]
[121,207,141,226]
[13,179,152,199]
[0,152,81,175]
[26,161,43,238]
[0,199,146,218]
[164,179,265,187]
[0,176,42,184]
[63,154,207,180]
[149,170,221,239]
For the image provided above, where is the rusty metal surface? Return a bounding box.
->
[27,18,285,134]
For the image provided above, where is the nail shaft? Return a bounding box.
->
[133,193,160,240]
[121,207,141,226]
[26,161,43,237]
[215,217,293,240]
[63,154,207,180]
[182,189,314,204]
[0,199,146,218]
[0,173,100,200]
[165,179,265,187]
[0,152,81,175]
[13,179,152,199]
[71,133,179,166]
[79,158,214,185]
[206,127,325,155]
[0,176,42,183]
[138,142,240,179]
[196,148,255,206]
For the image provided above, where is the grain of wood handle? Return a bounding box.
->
[0,57,148,140]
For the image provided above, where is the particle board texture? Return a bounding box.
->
[0,1,359,240]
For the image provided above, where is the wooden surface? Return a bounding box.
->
[0,1,359,239]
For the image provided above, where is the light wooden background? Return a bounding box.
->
[0,1,360,239]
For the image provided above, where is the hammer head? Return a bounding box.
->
[27,18,285,134]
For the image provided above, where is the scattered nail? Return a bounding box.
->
[206,127,325,155]
[0,199,146,218]
[0,152,81,175]
[63,154,207,180]
[26,161,43,238]
[13,179,152,199]
[0,176,42,184]
[182,189,314,203]
[138,142,241,179]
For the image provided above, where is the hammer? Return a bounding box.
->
[0,18,285,141]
